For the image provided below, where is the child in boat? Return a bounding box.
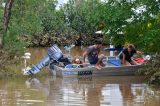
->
[72,56,84,68]
[65,56,84,68]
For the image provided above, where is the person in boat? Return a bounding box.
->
[119,44,141,65]
[83,40,105,70]
[72,56,82,64]
[72,56,83,67]
[64,56,83,68]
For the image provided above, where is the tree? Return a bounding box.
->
[63,0,103,45]
[0,0,14,48]
[3,0,14,32]
[124,0,160,53]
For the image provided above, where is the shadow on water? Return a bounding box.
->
[0,76,158,106]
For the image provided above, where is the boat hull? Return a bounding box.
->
[50,65,143,77]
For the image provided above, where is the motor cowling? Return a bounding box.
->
[48,44,63,61]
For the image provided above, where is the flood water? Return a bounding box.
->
[0,47,160,106]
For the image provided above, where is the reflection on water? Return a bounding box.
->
[0,76,160,106]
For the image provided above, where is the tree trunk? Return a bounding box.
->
[3,0,14,32]
[0,0,14,48]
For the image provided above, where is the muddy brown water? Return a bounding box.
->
[0,47,160,106]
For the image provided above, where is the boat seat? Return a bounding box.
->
[65,64,81,68]
[107,59,121,66]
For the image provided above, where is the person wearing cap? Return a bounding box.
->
[119,44,141,65]
[83,40,105,70]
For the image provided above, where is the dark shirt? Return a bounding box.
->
[119,48,136,62]
[86,45,100,63]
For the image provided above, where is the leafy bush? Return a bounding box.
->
[138,54,160,85]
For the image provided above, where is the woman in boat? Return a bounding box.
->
[119,44,141,65]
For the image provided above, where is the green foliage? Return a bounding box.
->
[125,15,160,53]
[1,0,160,52]
[3,0,59,53]
[3,27,26,55]
[64,0,98,34]
[10,0,45,35]
[0,9,3,18]
[64,0,137,45]
[41,4,66,33]
[2,0,44,54]
[100,0,133,45]
[3,0,158,49]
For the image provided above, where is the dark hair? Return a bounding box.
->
[95,40,102,45]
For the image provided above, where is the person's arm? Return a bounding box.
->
[83,51,88,63]
[97,48,100,55]
[122,53,126,64]
[83,47,92,63]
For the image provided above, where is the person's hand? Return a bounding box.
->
[137,51,141,54]
[82,62,89,67]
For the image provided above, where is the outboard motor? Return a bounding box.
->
[24,44,63,75]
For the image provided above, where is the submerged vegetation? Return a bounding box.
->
[0,0,160,84]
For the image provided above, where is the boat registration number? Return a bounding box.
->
[63,70,93,76]
[78,70,93,76]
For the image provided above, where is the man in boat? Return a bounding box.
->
[83,40,105,70]
[119,44,141,65]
